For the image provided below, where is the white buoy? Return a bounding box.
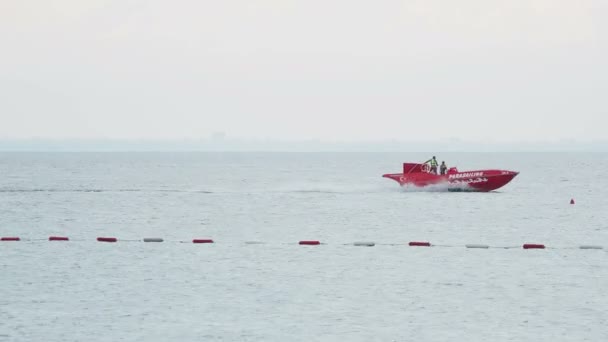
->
[466,244,489,249]
[353,241,375,247]
[143,238,163,242]
[579,245,603,249]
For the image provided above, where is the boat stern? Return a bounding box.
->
[382,173,404,184]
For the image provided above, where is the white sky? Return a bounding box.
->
[1,0,606,142]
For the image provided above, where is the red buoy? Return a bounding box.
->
[409,241,431,247]
[570,198,575,205]
[523,243,545,249]
[192,239,214,244]
[299,240,320,245]
[49,236,69,241]
[1,237,20,241]
[97,237,117,242]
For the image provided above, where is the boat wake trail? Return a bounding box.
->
[0,188,215,194]
[274,182,398,194]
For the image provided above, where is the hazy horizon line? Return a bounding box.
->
[1,138,607,152]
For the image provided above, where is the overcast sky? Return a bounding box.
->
[1,0,606,142]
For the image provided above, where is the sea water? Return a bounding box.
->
[1,152,607,341]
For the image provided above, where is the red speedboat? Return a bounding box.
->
[383,163,518,192]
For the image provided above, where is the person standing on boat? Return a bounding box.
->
[440,161,447,175]
[425,156,438,174]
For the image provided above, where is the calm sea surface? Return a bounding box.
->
[1,152,607,341]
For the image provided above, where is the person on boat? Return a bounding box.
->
[440,161,447,175]
[425,156,438,174]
